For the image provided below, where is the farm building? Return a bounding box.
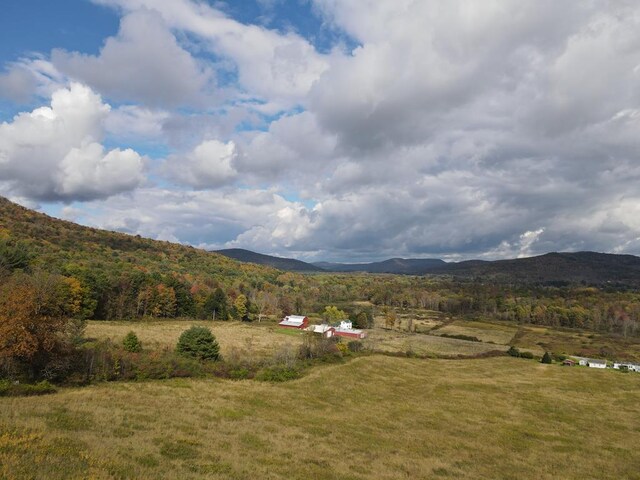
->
[334,320,367,339]
[562,359,576,366]
[585,359,607,369]
[307,324,335,338]
[278,315,309,329]
[613,362,640,372]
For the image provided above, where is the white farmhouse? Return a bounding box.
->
[575,357,607,368]
[587,359,607,369]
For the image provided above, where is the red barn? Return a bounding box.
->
[334,329,367,339]
[334,320,367,339]
[278,315,309,329]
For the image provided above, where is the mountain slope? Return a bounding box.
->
[0,196,280,284]
[428,252,640,285]
[214,248,324,272]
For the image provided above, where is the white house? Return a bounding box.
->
[338,320,352,330]
[575,357,607,368]
[587,359,607,369]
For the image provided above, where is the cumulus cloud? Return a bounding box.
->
[94,0,329,109]
[52,9,216,108]
[238,111,338,181]
[3,0,640,260]
[164,139,238,188]
[79,187,299,250]
[0,83,145,201]
[0,65,37,103]
[105,105,170,142]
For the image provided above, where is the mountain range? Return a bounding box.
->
[2,195,640,286]
[216,247,640,286]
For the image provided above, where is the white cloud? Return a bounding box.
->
[105,105,170,141]
[3,0,640,260]
[79,187,299,249]
[94,0,329,108]
[164,139,238,188]
[238,111,338,181]
[0,83,145,201]
[0,65,37,103]
[52,9,216,108]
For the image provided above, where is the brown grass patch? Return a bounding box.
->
[1,356,639,479]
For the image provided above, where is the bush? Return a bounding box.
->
[123,331,142,352]
[519,351,534,359]
[347,340,364,353]
[541,352,553,364]
[255,365,302,382]
[0,380,56,396]
[507,346,520,357]
[176,326,220,361]
[440,333,481,342]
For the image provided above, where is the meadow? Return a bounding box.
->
[85,320,301,359]
[1,355,639,479]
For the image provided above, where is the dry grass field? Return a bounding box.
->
[511,325,640,361]
[1,356,639,479]
[363,328,506,356]
[435,319,519,345]
[85,320,301,359]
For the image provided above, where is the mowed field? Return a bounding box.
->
[1,356,639,479]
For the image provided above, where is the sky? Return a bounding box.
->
[1,0,640,262]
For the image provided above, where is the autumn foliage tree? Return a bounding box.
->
[0,271,83,379]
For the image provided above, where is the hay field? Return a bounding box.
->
[435,319,519,344]
[85,321,300,359]
[512,325,640,361]
[364,328,505,356]
[1,356,639,479]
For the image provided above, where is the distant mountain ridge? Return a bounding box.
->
[314,258,447,274]
[214,248,324,272]
[221,247,640,286]
[426,251,640,285]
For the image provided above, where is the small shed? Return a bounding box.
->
[278,315,309,329]
[562,359,576,366]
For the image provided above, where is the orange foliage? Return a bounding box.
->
[0,274,69,363]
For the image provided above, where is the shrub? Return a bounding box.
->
[0,379,56,396]
[298,333,341,360]
[176,326,220,361]
[347,340,364,353]
[255,365,302,382]
[507,346,520,357]
[440,333,481,342]
[520,351,534,359]
[541,352,553,364]
[123,331,142,352]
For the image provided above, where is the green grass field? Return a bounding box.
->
[1,356,639,479]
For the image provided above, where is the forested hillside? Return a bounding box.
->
[1,196,639,338]
[0,196,286,321]
[215,248,324,272]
